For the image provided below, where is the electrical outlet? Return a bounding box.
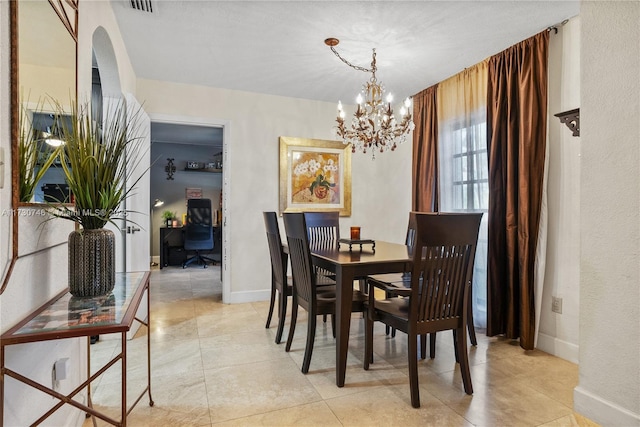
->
[552,296,563,314]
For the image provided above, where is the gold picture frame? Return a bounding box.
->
[279,136,351,216]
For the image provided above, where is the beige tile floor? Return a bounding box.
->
[84,266,599,427]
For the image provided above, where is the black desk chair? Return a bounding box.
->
[183,198,215,268]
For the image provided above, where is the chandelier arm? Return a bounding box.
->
[329,46,373,74]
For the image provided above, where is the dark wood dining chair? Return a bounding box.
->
[283,212,366,374]
[364,212,482,408]
[304,211,340,241]
[383,213,478,358]
[263,211,293,344]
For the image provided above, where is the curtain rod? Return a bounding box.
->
[547,18,570,34]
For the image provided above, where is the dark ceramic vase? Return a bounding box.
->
[68,228,116,297]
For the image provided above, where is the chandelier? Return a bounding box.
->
[325,38,414,157]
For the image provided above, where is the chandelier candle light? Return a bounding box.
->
[326,38,414,157]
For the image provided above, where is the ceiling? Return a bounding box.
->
[112,0,579,144]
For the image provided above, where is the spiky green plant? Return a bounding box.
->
[49,100,146,230]
[18,102,61,202]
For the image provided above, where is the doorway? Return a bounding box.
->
[149,116,228,296]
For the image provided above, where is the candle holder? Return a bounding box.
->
[350,226,361,240]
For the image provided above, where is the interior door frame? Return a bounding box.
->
[148,113,231,301]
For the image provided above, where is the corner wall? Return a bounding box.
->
[576,1,640,424]
[537,17,581,363]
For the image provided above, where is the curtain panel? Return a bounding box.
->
[486,31,549,350]
[412,85,439,212]
[437,60,489,328]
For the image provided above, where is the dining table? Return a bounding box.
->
[309,239,412,387]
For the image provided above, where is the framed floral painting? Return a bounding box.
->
[279,136,351,216]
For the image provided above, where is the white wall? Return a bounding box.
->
[576,1,640,425]
[137,79,412,303]
[537,18,581,363]
[0,1,141,425]
[0,1,82,425]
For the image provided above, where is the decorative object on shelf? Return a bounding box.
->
[554,108,580,137]
[48,99,147,297]
[279,136,352,216]
[162,210,176,227]
[325,38,414,158]
[165,158,176,180]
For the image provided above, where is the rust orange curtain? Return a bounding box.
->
[486,31,549,349]
[412,85,439,212]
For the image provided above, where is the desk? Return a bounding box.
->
[0,272,153,426]
[160,226,220,269]
[309,241,411,387]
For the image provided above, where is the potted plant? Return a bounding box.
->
[17,102,62,202]
[162,210,175,227]
[49,100,146,297]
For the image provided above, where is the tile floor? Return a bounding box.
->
[84,266,599,427]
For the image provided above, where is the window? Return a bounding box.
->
[439,113,488,329]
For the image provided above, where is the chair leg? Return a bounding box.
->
[285,297,298,352]
[364,312,374,370]
[330,313,336,338]
[420,334,427,360]
[452,329,460,363]
[265,284,276,329]
[407,333,421,408]
[275,291,287,344]
[455,326,473,395]
[467,300,477,346]
[429,333,436,359]
[301,312,317,374]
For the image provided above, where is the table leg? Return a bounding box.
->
[1,344,5,424]
[335,265,354,387]
[121,332,127,426]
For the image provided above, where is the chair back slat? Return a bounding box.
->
[283,213,317,304]
[304,211,340,242]
[410,213,482,326]
[263,212,287,291]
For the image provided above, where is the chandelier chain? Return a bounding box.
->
[329,46,375,75]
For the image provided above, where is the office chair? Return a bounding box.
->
[183,198,215,268]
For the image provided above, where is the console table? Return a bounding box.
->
[0,271,153,426]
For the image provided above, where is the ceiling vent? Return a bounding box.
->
[130,0,153,13]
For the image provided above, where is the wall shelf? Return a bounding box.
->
[554,108,580,137]
[183,168,223,173]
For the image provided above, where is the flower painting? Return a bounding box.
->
[279,137,351,216]
[292,153,340,204]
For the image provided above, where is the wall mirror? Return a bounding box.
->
[2,0,78,294]
[13,0,77,206]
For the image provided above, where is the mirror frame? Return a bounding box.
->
[1,0,79,294]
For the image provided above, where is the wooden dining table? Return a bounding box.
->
[309,240,412,387]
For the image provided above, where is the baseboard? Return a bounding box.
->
[536,332,579,363]
[225,289,271,304]
[574,386,640,426]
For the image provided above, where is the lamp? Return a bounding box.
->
[43,127,65,147]
[326,38,415,158]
